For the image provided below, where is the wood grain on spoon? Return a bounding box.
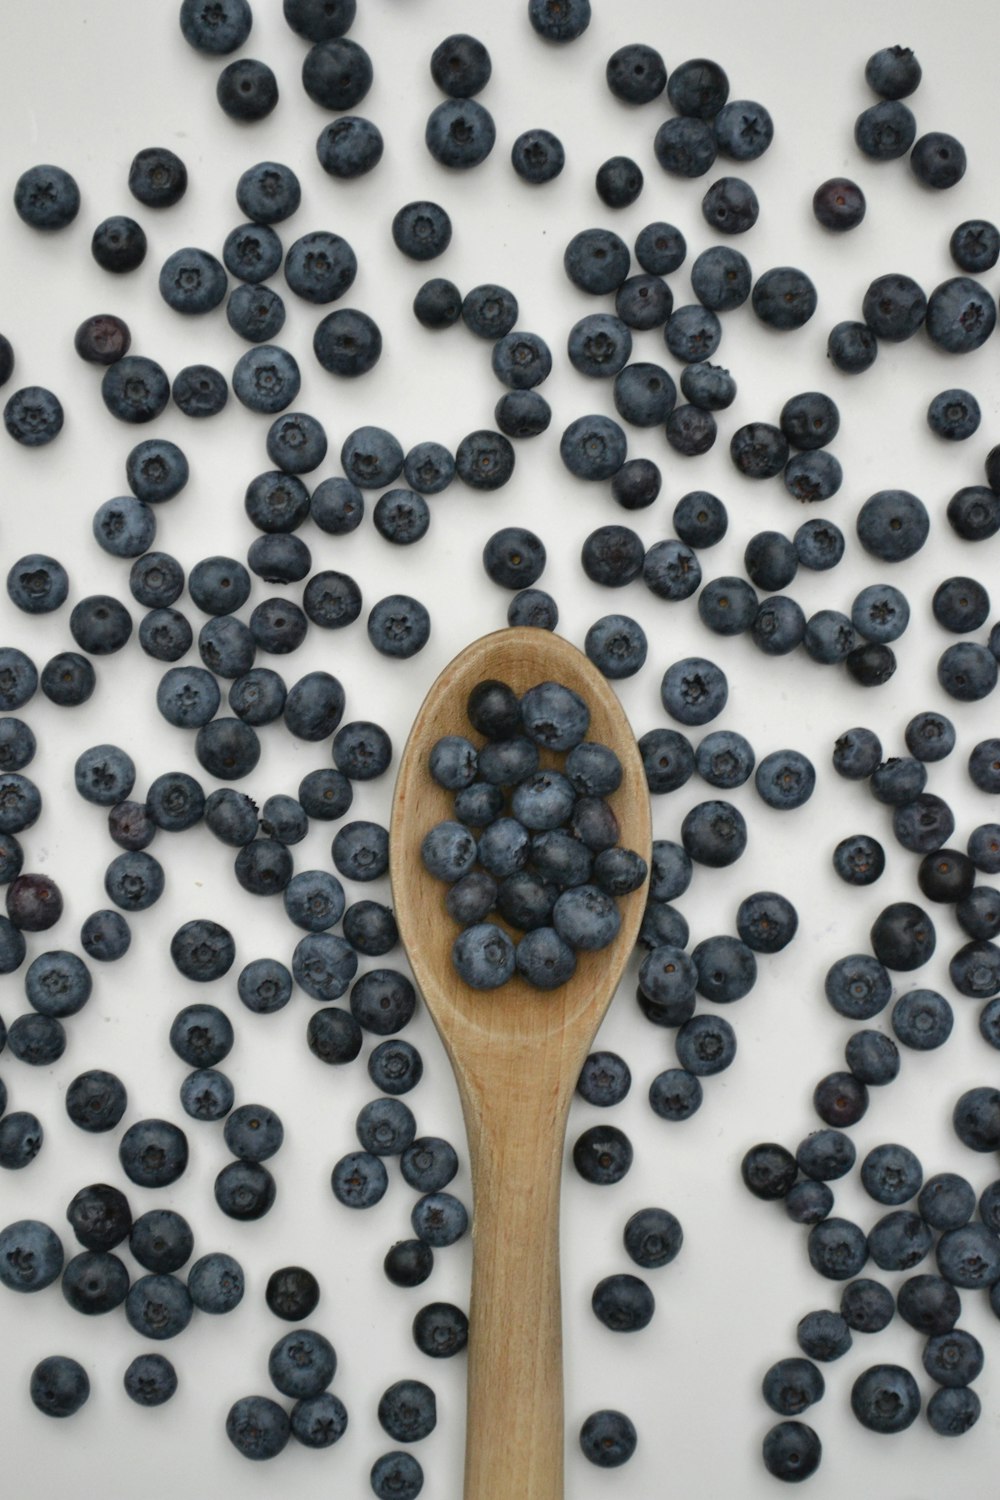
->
[391,627,651,1500]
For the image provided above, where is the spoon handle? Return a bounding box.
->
[461,1067,568,1500]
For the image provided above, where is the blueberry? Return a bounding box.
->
[711,95,773,157]
[119,1118,188,1188]
[527,0,591,41]
[148,773,206,837]
[377,1379,437,1443]
[316,115,383,179]
[595,155,643,209]
[283,0,355,40]
[391,201,452,262]
[968,824,1000,874]
[13,164,80,230]
[370,1452,424,1498]
[855,96,917,158]
[926,275,997,352]
[752,266,817,330]
[648,1068,702,1121]
[508,588,558,629]
[937,1222,1000,1288]
[897,1274,961,1335]
[729,421,789,479]
[293,933,358,1001]
[814,1071,868,1128]
[744,583,803,648]
[236,161,300,226]
[950,219,1000,274]
[681,799,746,868]
[216,56,279,121]
[832,834,885,887]
[762,1358,825,1417]
[262,1264,315,1322]
[664,303,721,364]
[673,490,727,548]
[592,1273,654,1331]
[808,1216,869,1280]
[762,1421,822,1482]
[641,537,704,600]
[606,40,665,103]
[0,1107,41,1162]
[856,488,929,563]
[584,614,647,678]
[301,36,373,109]
[123,1353,177,1407]
[635,220,686,274]
[369,1039,422,1096]
[917,1173,975,1232]
[91,214,147,274]
[158,246,227,316]
[226,1395,290,1459]
[893,793,955,855]
[61,1250,129,1315]
[911,131,967,190]
[692,934,756,1001]
[510,127,566,183]
[927,388,980,441]
[352,966,413,1038]
[732,892,796,954]
[480,527,545,592]
[660,657,728,726]
[680,363,736,414]
[563,226,631,295]
[235,958,293,1018]
[690,246,751,314]
[638,943,697,1019]
[285,232,357,307]
[101,355,170,424]
[80,907,132,963]
[129,1208,194,1275]
[947,484,1000,542]
[215,1160,277,1221]
[927,1386,981,1436]
[169,1002,234,1068]
[7,1011,65,1065]
[576,1051,631,1108]
[675,1013,736,1075]
[128,146,187,208]
[29,1355,89,1418]
[247,590,309,653]
[410,1190,467,1246]
[922,1328,984,1389]
[812,176,866,231]
[268,1328,336,1400]
[425,98,496,169]
[797,1308,852,1362]
[851,1364,920,1433]
[343,902,398,957]
[841,1277,895,1333]
[783,449,843,502]
[170,918,236,983]
[179,1068,234,1121]
[65,1070,127,1133]
[3,386,64,446]
[938,641,997,701]
[172,363,228,419]
[868,1208,933,1271]
[701,175,758,233]
[827,319,878,373]
[0,1218,63,1289]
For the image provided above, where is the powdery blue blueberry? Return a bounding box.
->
[316,115,383,178]
[452,921,515,988]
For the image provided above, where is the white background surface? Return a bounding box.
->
[1,1,1000,1495]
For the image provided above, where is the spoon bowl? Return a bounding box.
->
[390,626,651,1499]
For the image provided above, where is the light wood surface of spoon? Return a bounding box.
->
[390,627,652,1500]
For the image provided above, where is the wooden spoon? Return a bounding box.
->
[390,626,652,1500]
